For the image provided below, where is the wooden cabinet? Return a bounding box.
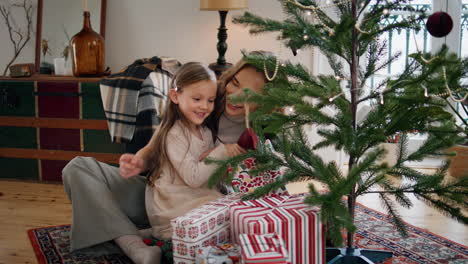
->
[0,75,125,182]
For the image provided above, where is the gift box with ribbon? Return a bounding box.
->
[239,233,289,264]
[171,194,241,264]
[230,194,324,264]
[195,243,241,264]
[229,140,288,196]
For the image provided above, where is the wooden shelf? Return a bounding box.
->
[0,147,120,164]
[0,74,103,82]
[0,116,108,130]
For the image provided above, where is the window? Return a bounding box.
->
[365,1,466,167]
[368,0,466,123]
[368,0,467,88]
[461,1,468,58]
[368,0,432,91]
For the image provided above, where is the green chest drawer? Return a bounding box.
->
[0,76,124,182]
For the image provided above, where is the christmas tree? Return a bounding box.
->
[208,0,468,262]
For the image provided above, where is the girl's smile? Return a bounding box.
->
[194,111,209,120]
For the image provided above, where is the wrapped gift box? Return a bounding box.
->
[229,140,288,196]
[230,194,324,264]
[239,233,289,264]
[171,194,241,264]
[195,243,241,264]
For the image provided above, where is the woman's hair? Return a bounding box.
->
[147,62,217,185]
[212,50,273,135]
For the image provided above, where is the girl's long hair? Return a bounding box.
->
[147,62,217,186]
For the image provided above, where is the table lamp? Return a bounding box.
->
[200,0,248,76]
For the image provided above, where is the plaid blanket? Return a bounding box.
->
[100,56,181,144]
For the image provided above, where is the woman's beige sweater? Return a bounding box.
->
[145,121,228,239]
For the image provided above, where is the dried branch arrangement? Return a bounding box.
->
[0,0,33,76]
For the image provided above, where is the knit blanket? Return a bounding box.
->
[100,56,181,144]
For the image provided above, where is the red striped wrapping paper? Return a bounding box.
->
[230,194,325,264]
[239,233,289,263]
[171,194,241,264]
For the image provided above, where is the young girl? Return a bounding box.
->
[118,62,228,263]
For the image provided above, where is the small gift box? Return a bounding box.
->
[171,194,241,264]
[195,243,241,264]
[239,233,289,264]
[230,194,324,264]
[229,140,288,196]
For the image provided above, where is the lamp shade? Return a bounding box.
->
[200,0,247,11]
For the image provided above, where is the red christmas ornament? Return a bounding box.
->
[237,127,258,150]
[237,103,259,150]
[426,11,453,38]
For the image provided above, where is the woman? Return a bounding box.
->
[214,52,266,148]
[61,52,268,262]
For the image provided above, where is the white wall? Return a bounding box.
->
[0,0,312,75]
[105,0,312,72]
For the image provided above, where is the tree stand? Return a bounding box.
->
[326,248,393,264]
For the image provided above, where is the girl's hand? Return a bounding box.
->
[199,147,215,161]
[119,153,145,178]
[224,143,246,157]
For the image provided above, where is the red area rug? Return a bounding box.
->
[28,203,467,264]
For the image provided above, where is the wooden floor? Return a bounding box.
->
[0,179,466,264]
[0,180,72,264]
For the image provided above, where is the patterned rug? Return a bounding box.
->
[352,204,467,264]
[28,203,467,264]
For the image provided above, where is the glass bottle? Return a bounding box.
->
[70,11,105,77]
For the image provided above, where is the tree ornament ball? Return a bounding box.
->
[237,128,258,150]
[426,11,453,38]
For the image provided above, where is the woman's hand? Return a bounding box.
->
[119,153,145,178]
[224,143,246,157]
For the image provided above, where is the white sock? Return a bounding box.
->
[114,235,161,264]
[138,228,153,239]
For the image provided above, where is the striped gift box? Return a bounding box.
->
[230,195,324,264]
[171,194,241,264]
[240,233,289,263]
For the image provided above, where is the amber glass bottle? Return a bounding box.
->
[70,11,105,77]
